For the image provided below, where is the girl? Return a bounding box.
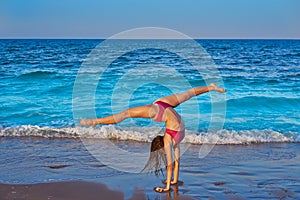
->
[80,83,225,192]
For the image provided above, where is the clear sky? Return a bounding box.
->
[0,0,299,39]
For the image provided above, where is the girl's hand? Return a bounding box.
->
[162,179,183,185]
[154,187,171,193]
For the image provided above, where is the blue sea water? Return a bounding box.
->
[0,39,299,144]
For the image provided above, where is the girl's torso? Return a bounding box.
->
[151,102,185,131]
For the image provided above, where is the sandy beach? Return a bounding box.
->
[1,137,299,200]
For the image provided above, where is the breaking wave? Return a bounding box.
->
[1,125,299,144]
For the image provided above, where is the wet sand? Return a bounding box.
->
[0,181,124,200]
[0,181,152,200]
[97,143,300,199]
[0,180,194,200]
[0,140,299,200]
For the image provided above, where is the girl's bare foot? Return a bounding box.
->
[209,83,226,93]
[80,119,98,127]
[162,180,183,185]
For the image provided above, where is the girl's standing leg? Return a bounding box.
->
[155,83,225,108]
[172,144,180,184]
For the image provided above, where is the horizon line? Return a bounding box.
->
[0,37,299,40]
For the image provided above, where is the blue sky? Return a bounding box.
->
[0,0,299,39]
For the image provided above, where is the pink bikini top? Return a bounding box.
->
[154,101,173,122]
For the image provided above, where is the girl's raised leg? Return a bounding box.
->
[155,83,225,108]
[80,104,154,127]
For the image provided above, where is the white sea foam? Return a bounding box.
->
[184,129,298,144]
[0,125,299,144]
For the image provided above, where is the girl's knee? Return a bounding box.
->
[119,110,130,119]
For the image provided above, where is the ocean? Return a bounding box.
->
[0,39,299,199]
[1,39,299,141]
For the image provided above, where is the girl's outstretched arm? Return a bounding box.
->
[162,145,181,185]
[154,136,173,193]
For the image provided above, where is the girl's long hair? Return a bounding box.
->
[141,129,167,176]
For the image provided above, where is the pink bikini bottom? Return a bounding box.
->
[166,128,185,144]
